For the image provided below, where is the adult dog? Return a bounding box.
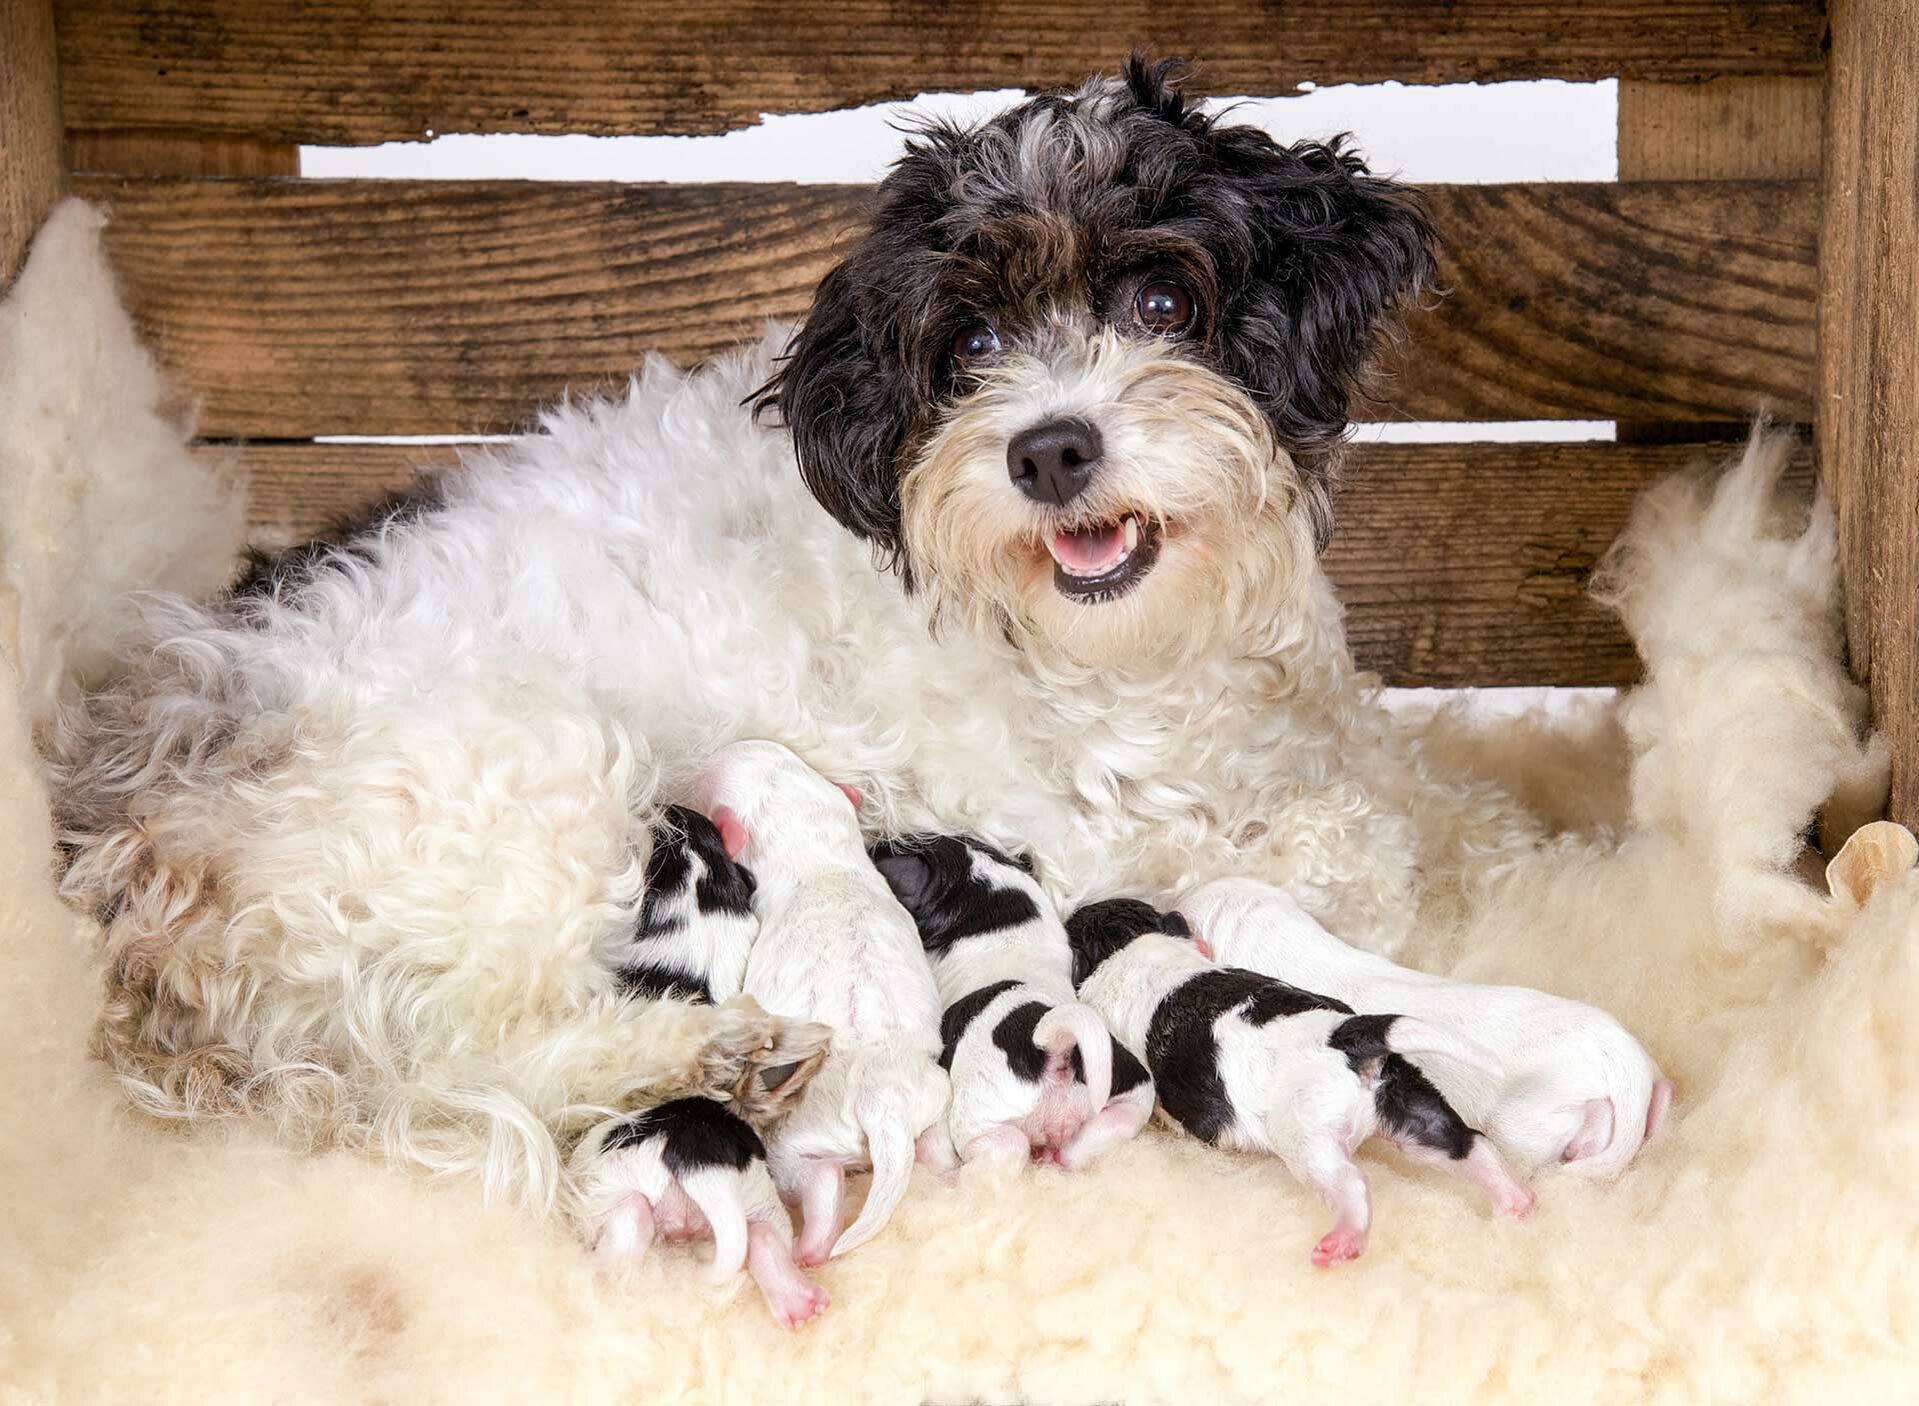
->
[48,58,1536,1220]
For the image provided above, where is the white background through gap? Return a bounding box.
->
[305,79,1623,712]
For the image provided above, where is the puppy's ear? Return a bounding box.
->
[757,259,921,565]
[1207,129,1436,548]
[872,849,935,915]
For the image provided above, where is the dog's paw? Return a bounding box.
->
[698,997,832,1123]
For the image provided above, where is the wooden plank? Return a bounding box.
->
[1820,0,1919,829]
[1616,78,1823,444]
[55,1,1829,146]
[77,176,1818,439]
[67,129,299,177]
[1329,440,1812,687]
[228,437,1813,688]
[2,0,64,289]
[1619,77,1823,183]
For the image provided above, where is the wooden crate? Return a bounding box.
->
[3,0,1912,820]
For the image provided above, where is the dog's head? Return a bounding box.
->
[763,56,1433,667]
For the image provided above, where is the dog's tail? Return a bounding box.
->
[678,1165,752,1284]
[1330,1013,1505,1081]
[829,1051,949,1260]
[1033,1001,1112,1112]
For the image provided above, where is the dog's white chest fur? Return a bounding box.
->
[397,334,1459,939]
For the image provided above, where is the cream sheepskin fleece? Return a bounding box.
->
[0,202,245,725]
[5,203,1918,1404]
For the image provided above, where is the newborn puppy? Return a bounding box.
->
[576,807,833,1327]
[870,833,1154,1171]
[696,740,950,1262]
[1180,878,1673,1177]
[572,1099,828,1329]
[1067,898,1535,1267]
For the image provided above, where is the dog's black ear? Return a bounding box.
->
[1206,130,1437,547]
[757,257,922,565]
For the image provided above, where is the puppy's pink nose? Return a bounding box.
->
[1008,418,1102,507]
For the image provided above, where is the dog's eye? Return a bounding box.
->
[951,321,1001,363]
[1134,280,1194,336]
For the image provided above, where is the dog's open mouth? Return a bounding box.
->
[1047,514,1164,603]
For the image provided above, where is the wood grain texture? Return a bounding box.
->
[1619,77,1824,183]
[2,0,64,289]
[67,129,298,177]
[1615,78,1824,445]
[77,176,1818,439]
[1819,0,1919,828]
[229,437,1811,688]
[55,1,1829,145]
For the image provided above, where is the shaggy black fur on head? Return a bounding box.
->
[759,54,1435,565]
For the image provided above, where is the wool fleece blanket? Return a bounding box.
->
[2,201,1914,1404]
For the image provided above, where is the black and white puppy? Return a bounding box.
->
[1066,899,1536,1267]
[872,834,1154,1170]
[575,807,832,1328]
[610,803,760,1005]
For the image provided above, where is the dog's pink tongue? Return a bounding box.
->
[1051,523,1127,576]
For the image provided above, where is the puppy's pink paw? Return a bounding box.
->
[1494,1184,1538,1220]
[792,1245,830,1269]
[1311,1227,1366,1267]
[771,1282,831,1329]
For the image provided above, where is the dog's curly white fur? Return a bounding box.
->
[47,62,1541,1225]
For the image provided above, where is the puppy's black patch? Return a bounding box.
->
[939,978,1021,1070]
[990,999,1087,1085]
[1371,1054,1478,1160]
[1143,968,1352,1145]
[615,805,758,1004]
[871,834,1041,955]
[1243,971,1354,1024]
[1064,897,1179,987]
[1109,1037,1151,1097]
[1330,1014,1478,1160]
[601,1096,765,1174]
[615,965,714,1004]
[651,804,757,922]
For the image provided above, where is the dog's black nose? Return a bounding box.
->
[1007,419,1103,507]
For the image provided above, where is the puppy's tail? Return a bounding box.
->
[1033,1001,1112,1112]
[829,1054,949,1260]
[677,1165,751,1284]
[1561,1069,1675,1178]
[1330,1014,1505,1081]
